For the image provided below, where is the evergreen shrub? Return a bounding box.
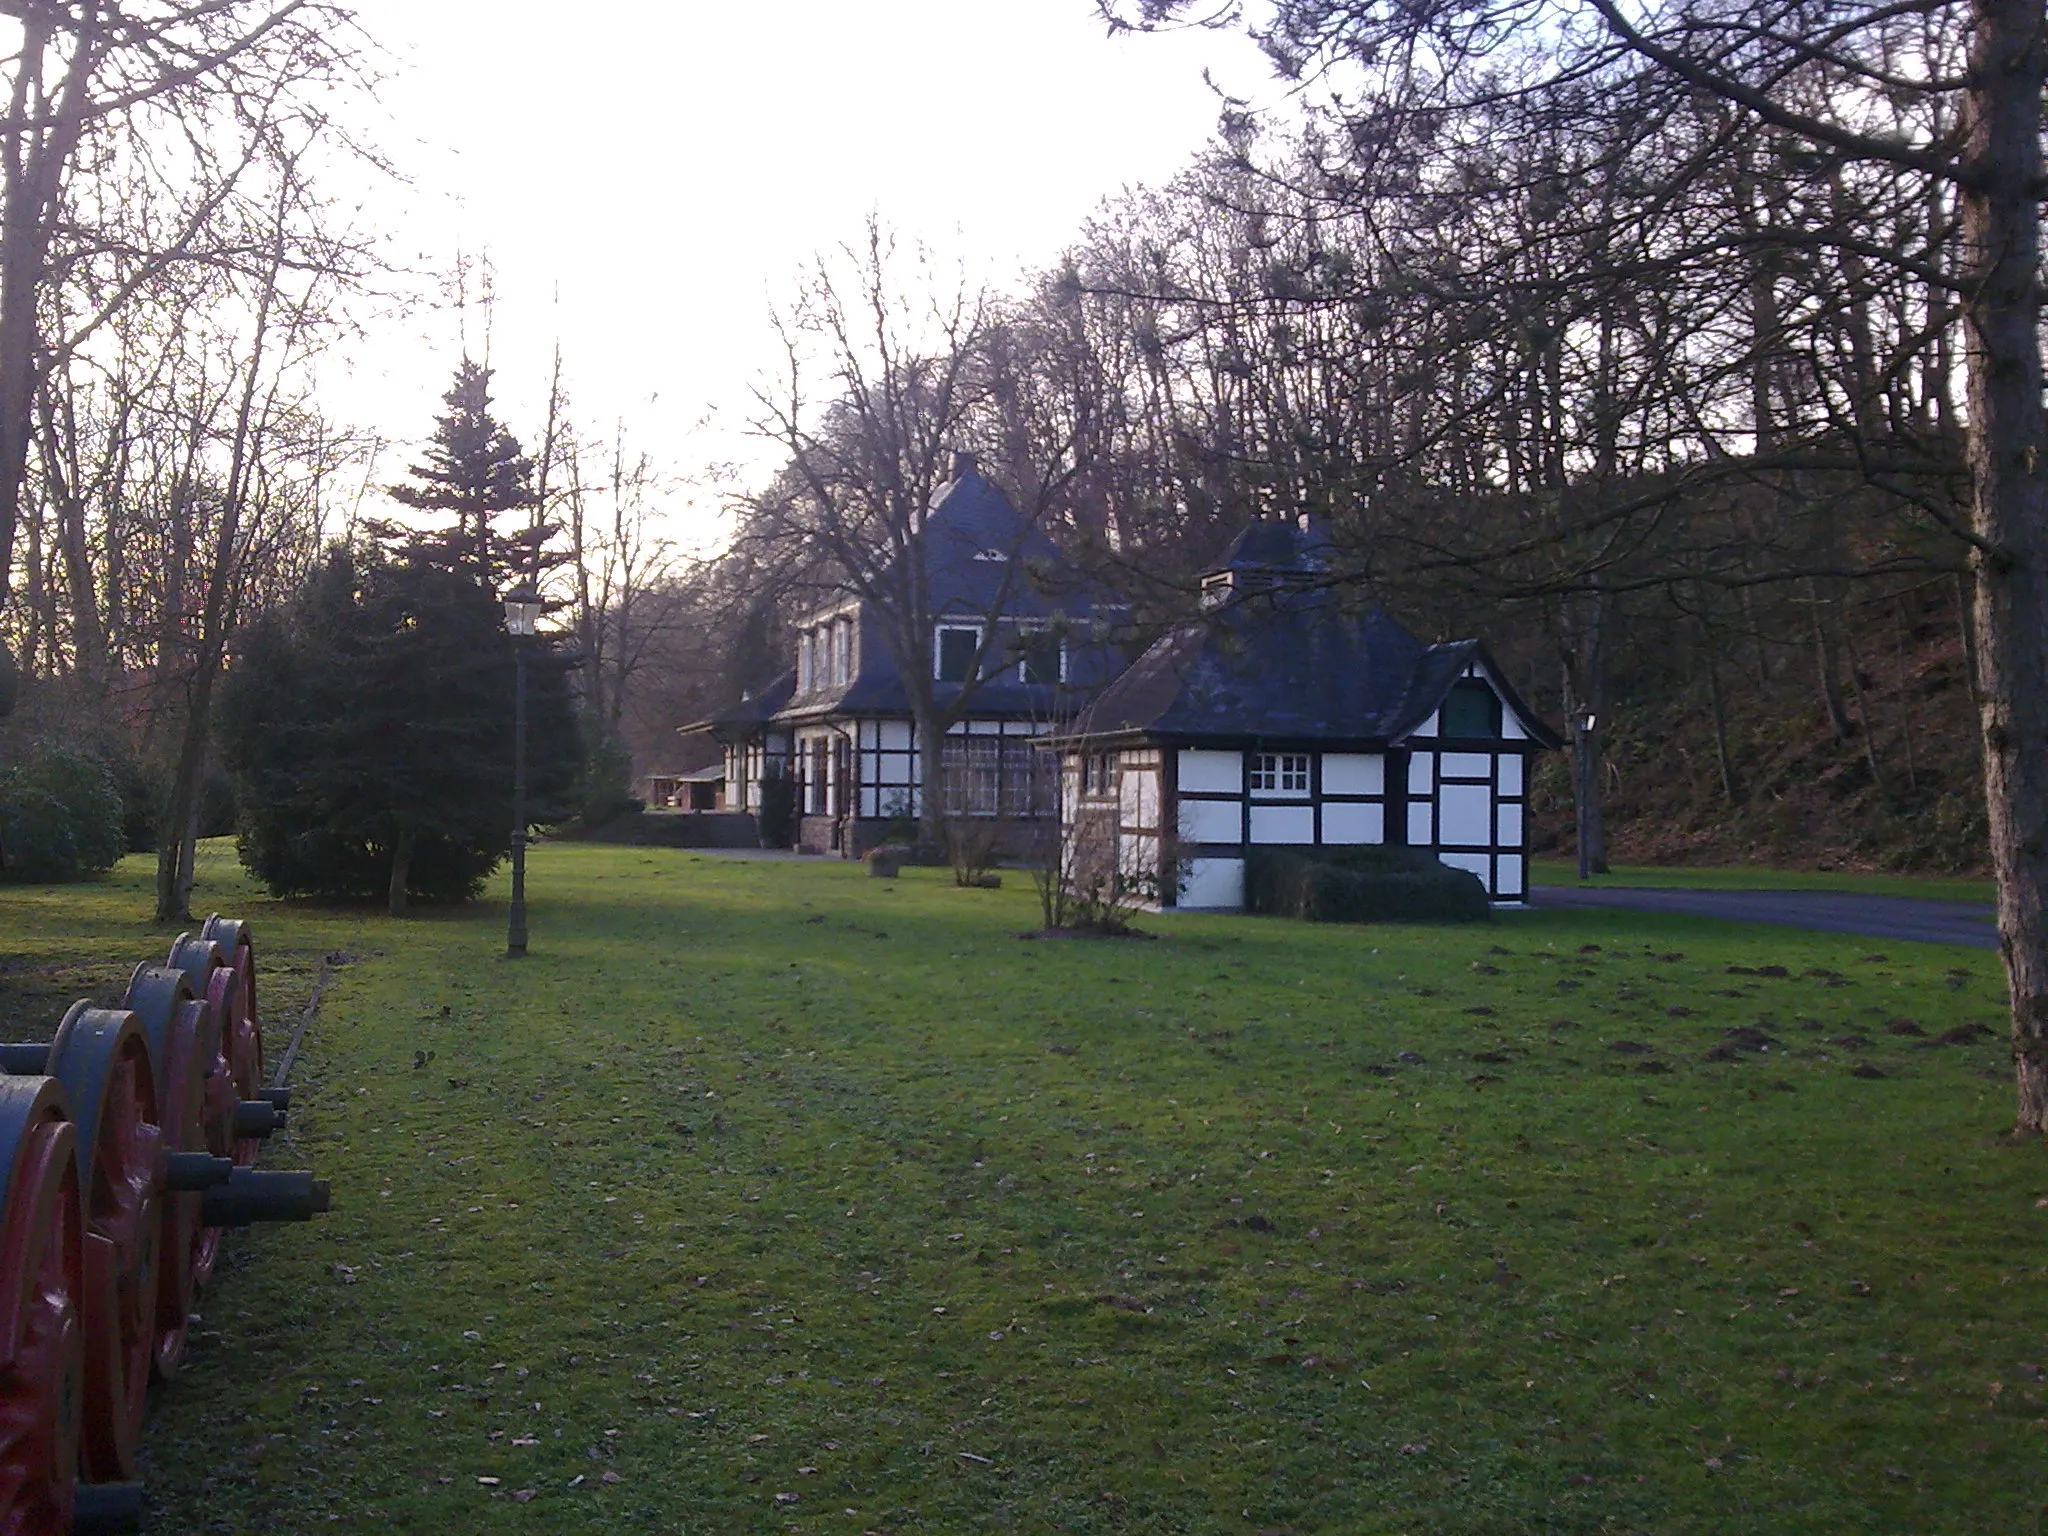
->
[1244,844,1490,924]
[0,744,126,882]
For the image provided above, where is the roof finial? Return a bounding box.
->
[951,449,977,479]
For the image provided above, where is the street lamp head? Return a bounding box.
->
[1575,707,1598,734]
[502,582,544,638]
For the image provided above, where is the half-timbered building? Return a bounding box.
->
[1053,518,1560,907]
[706,454,1119,855]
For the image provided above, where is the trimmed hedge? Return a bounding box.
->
[1244,844,1491,924]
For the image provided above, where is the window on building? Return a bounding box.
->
[1018,627,1065,685]
[936,624,980,683]
[938,737,1049,817]
[1250,753,1309,792]
[835,618,854,685]
[1441,679,1503,737]
[1201,571,1233,609]
[1082,751,1118,800]
[806,739,829,814]
[798,631,814,693]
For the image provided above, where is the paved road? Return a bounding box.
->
[1532,885,1998,949]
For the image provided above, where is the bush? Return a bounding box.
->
[112,754,159,853]
[1244,844,1491,924]
[0,744,126,883]
[578,724,639,830]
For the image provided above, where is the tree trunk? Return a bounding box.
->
[1703,621,1740,807]
[387,826,413,917]
[1807,580,1853,739]
[154,670,215,924]
[1566,592,1612,874]
[913,701,946,858]
[0,20,96,616]
[1958,0,2048,1136]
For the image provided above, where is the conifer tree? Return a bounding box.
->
[385,359,538,582]
[219,546,582,913]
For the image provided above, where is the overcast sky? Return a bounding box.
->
[328,1,1277,548]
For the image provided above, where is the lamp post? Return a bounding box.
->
[503,582,543,958]
[1574,706,1598,882]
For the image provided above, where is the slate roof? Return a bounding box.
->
[688,670,795,738]
[1067,518,1561,749]
[773,457,1118,723]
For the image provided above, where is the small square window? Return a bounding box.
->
[1251,753,1309,793]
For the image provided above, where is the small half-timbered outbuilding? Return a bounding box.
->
[1053,518,1561,907]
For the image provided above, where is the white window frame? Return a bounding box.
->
[935,621,983,683]
[1016,622,1067,685]
[1250,752,1310,795]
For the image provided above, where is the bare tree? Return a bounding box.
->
[744,220,1076,851]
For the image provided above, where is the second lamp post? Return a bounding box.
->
[502,582,544,957]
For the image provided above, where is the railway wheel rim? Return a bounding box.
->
[0,1084,83,1536]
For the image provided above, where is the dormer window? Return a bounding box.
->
[832,617,853,685]
[972,547,1010,563]
[1201,571,1233,609]
[1017,624,1066,685]
[936,623,981,683]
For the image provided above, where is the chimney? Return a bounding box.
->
[951,450,977,479]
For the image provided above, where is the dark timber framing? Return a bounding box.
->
[1049,519,1560,909]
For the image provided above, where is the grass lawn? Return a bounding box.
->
[0,843,2039,1534]
[1530,859,1997,905]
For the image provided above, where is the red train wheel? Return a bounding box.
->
[0,1077,83,1536]
[187,997,233,1292]
[122,967,206,1379]
[199,918,260,1098]
[203,967,261,1169]
[46,1008,160,1484]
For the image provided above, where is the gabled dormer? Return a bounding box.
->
[1199,515,1333,608]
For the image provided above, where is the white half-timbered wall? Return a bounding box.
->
[1055,663,1539,908]
[724,735,791,812]
[766,716,1055,823]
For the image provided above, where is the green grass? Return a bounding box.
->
[1,844,2040,1534]
[1532,859,1996,904]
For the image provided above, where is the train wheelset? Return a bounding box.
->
[0,918,329,1534]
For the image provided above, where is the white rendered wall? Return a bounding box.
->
[1181,857,1245,908]
[1320,801,1384,844]
[1250,804,1315,844]
[1497,801,1524,847]
[1439,783,1493,847]
[1178,749,1243,793]
[1321,753,1383,794]
[1182,798,1240,844]
[1440,850,1490,883]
